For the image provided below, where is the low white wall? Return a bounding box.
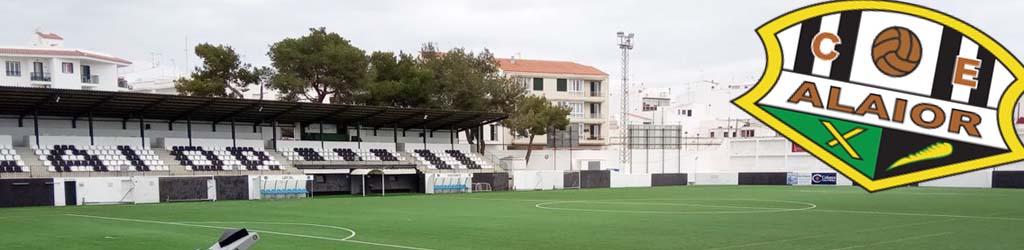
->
[0,135,11,147]
[511,170,564,190]
[158,138,264,149]
[53,177,135,204]
[30,136,151,148]
[610,172,651,188]
[131,177,160,203]
[920,169,993,188]
[274,140,399,152]
[403,143,471,153]
[694,172,738,185]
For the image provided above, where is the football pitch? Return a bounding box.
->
[2,186,1022,250]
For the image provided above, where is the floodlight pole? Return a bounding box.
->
[617,31,635,173]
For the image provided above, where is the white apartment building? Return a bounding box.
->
[493,58,610,149]
[625,81,776,139]
[1,32,131,91]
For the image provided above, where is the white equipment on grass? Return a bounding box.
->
[208,228,259,250]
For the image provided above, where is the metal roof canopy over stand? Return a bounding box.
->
[0,86,507,132]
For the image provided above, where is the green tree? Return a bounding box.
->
[268,27,368,103]
[175,43,269,98]
[505,96,571,164]
[358,51,433,107]
[415,44,523,153]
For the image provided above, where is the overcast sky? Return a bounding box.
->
[5,0,1024,95]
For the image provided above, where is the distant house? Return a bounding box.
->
[0,31,132,91]
[494,57,610,149]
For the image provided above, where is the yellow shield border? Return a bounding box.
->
[733,0,1024,191]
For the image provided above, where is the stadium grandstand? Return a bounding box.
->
[0,85,507,206]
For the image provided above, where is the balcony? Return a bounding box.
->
[81,75,99,84]
[589,91,603,97]
[584,136,604,141]
[588,113,602,119]
[30,72,51,82]
[117,78,132,89]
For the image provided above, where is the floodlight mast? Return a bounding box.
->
[617,31,634,173]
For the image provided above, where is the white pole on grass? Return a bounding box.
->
[382,171,386,197]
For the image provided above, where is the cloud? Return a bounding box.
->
[4,0,1024,93]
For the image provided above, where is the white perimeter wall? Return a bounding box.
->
[52,177,159,205]
[511,170,564,190]
[610,172,651,188]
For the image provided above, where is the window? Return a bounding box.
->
[62,62,74,74]
[533,78,544,91]
[710,132,715,138]
[556,78,567,92]
[516,77,530,89]
[570,79,584,93]
[5,61,20,76]
[489,125,497,141]
[557,101,584,118]
[589,81,602,96]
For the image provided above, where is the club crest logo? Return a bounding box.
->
[734,1,1024,191]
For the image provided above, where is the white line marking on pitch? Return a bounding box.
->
[534,199,817,215]
[470,196,1024,222]
[822,232,953,250]
[806,209,1024,221]
[176,221,357,240]
[705,218,961,250]
[65,214,435,250]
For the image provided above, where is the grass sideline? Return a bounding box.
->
[1,186,1022,249]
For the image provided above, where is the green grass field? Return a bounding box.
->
[2,186,1023,250]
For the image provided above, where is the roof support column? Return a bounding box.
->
[230,119,237,148]
[88,112,94,146]
[139,114,146,149]
[393,123,398,144]
[450,127,455,150]
[272,120,278,151]
[187,117,193,147]
[356,124,362,149]
[32,111,39,149]
[319,120,325,150]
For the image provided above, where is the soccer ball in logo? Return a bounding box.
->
[872,26,922,77]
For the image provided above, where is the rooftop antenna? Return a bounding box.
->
[617,31,635,173]
[185,36,190,75]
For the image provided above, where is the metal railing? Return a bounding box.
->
[589,91,603,97]
[5,71,20,77]
[588,113,602,119]
[82,75,99,84]
[30,72,51,82]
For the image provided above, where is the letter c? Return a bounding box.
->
[812,32,841,61]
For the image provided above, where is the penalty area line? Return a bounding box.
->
[823,232,953,250]
[64,214,436,250]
